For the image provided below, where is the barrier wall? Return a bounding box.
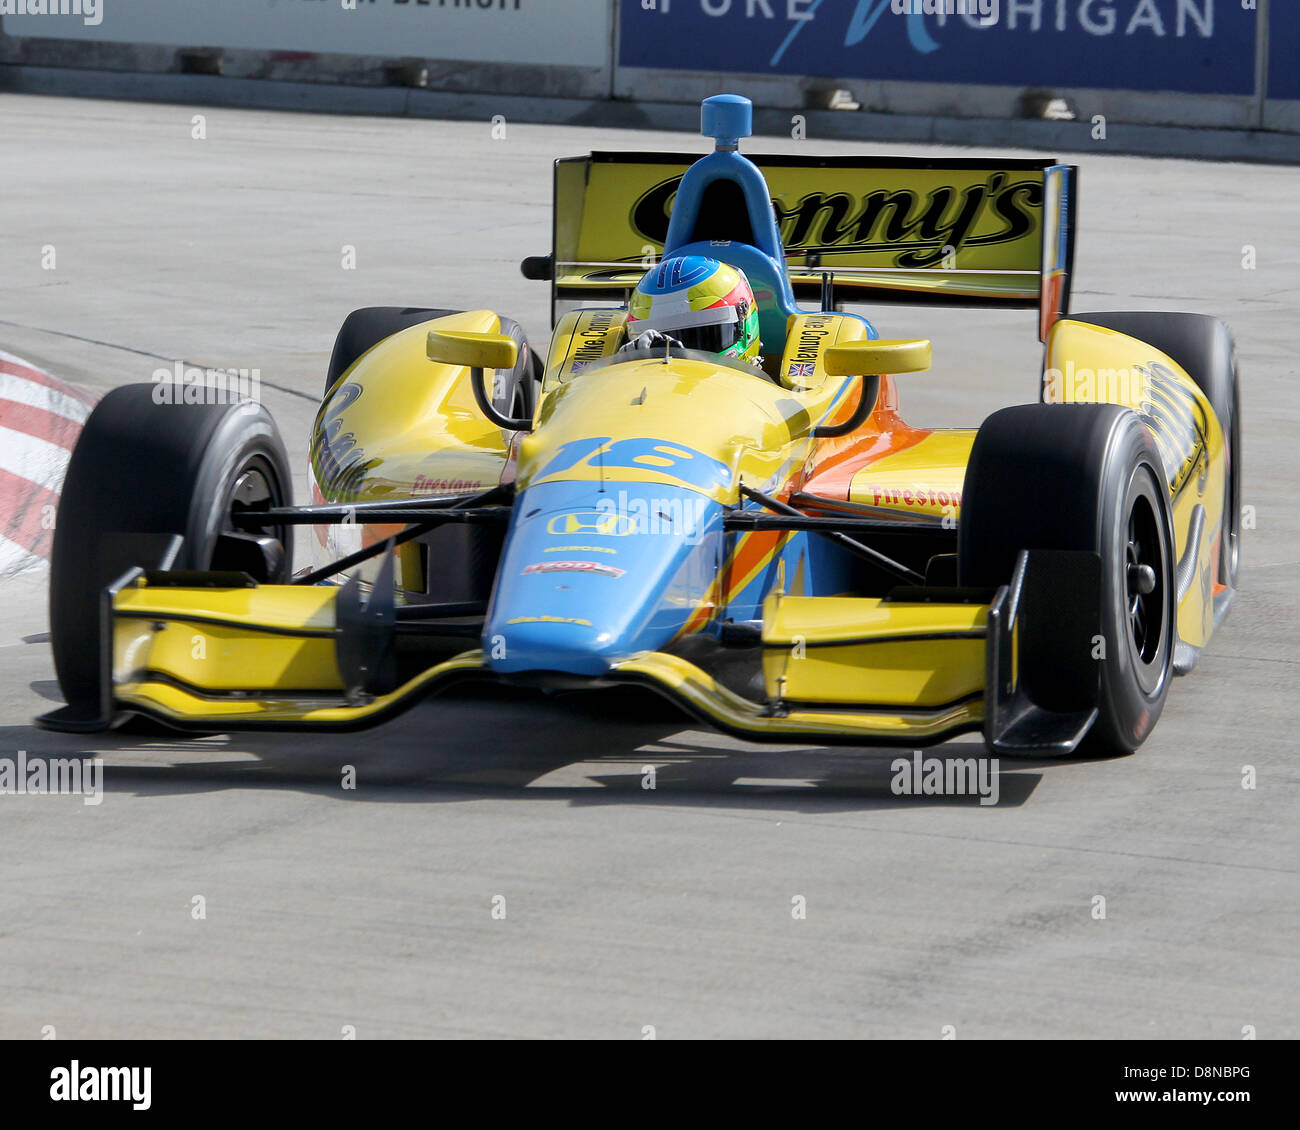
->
[1,0,1296,139]
[618,1,1255,94]
[1264,5,1299,134]
[0,0,614,100]
[615,0,1275,132]
[2,0,611,67]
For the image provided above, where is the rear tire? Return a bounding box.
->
[325,305,540,418]
[49,384,293,718]
[1069,311,1240,588]
[960,403,1175,756]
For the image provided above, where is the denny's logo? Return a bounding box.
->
[630,173,1042,269]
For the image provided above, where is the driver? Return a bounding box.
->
[621,255,762,367]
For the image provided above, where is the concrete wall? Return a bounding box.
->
[1,0,1295,154]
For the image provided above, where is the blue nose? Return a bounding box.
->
[483,481,722,675]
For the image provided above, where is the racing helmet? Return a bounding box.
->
[626,255,761,362]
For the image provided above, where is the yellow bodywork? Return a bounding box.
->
[761,593,987,708]
[556,159,1046,303]
[846,430,976,520]
[107,575,988,742]
[1044,319,1227,650]
[313,309,515,504]
[113,583,344,700]
[521,310,873,503]
[99,302,1223,741]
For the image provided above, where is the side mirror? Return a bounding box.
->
[823,338,932,377]
[427,328,529,431]
[426,329,519,371]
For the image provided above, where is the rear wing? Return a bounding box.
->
[522,154,1077,342]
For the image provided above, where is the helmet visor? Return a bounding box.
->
[675,320,742,355]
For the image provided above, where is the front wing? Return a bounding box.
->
[40,550,1103,755]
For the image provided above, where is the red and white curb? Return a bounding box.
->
[0,349,99,581]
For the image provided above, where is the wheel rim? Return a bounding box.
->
[1223,388,1240,584]
[1123,487,1168,695]
[1223,465,1239,581]
[211,456,289,580]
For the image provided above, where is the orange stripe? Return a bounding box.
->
[801,376,933,500]
[679,527,788,637]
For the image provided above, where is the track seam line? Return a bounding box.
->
[0,318,319,404]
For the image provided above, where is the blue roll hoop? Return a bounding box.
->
[700,94,752,150]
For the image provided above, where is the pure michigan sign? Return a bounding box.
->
[619,0,1260,96]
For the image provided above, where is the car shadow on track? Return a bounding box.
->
[0,684,1087,812]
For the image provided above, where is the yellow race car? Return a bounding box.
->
[40,95,1240,758]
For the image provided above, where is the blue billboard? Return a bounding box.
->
[619,0,1259,96]
[1269,4,1299,100]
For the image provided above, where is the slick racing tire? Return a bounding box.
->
[325,305,541,418]
[959,403,1175,757]
[1069,311,1241,588]
[48,384,294,723]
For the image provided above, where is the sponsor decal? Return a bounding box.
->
[540,495,711,545]
[506,615,594,627]
[522,560,626,578]
[567,309,624,372]
[535,436,732,493]
[867,484,962,508]
[545,544,618,555]
[1044,358,1209,497]
[618,0,1249,97]
[1136,361,1209,497]
[310,381,374,499]
[546,511,637,537]
[411,475,484,495]
[632,173,1041,269]
[788,316,837,365]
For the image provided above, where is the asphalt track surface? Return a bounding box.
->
[0,95,1296,1039]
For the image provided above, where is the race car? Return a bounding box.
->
[39,94,1240,757]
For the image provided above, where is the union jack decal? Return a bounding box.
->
[787,362,816,378]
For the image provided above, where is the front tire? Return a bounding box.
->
[960,403,1175,756]
[48,384,293,723]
